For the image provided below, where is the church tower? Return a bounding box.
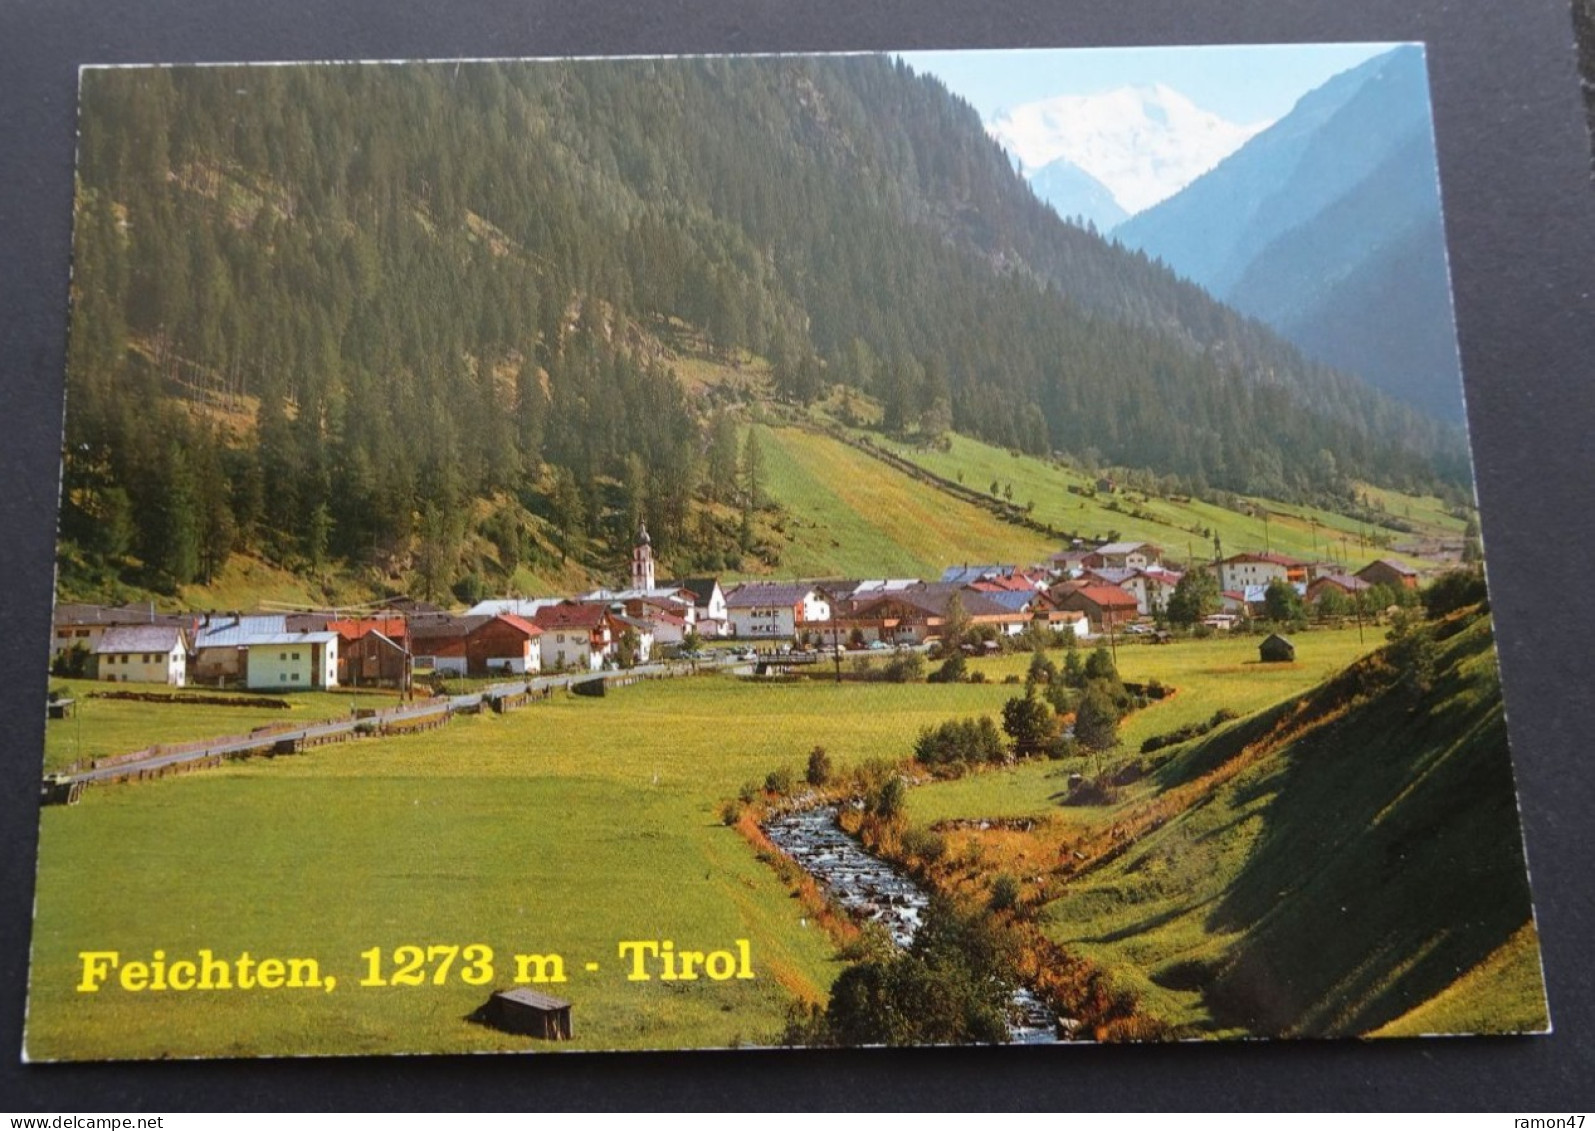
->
[632,521,655,591]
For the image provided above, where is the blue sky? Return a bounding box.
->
[896,43,1401,126]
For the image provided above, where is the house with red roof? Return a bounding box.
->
[531,602,614,671]
[465,614,543,676]
[835,584,1025,645]
[1126,569,1184,616]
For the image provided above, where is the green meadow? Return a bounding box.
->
[861,431,1465,571]
[751,425,1055,578]
[41,678,400,774]
[29,625,1541,1055]
[27,675,1015,1059]
[908,629,1380,824]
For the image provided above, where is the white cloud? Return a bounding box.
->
[988,84,1270,216]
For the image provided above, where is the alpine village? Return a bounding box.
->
[27,52,1545,1060]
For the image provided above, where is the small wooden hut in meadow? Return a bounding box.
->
[40,775,84,806]
[476,988,572,1040]
[1259,633,1297,663]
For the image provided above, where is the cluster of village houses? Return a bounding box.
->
[50,523,1423,692]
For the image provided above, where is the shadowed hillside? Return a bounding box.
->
[1050,605,1545,1037]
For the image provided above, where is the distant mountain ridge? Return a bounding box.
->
[1114,45,1466,423]
[1026,155,1127,232]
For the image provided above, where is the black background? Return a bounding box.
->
[3,0,1593,1111]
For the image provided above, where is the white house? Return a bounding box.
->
[610,615,656,665]
[191,615,279,685]
[92,625,189,687]
[660,577,728,628]
[1116,569,1183,616]
[723,583,831,639]
[244,632,340,690]
[531,603,614,672]
[1216,553,1301,593]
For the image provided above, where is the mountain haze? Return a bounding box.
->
[1026,155,1127,232]
[1115,46,1465,422]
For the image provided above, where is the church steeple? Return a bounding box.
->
[631,521,655,591]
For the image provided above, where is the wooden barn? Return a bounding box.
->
[1259,633,1296,663]
[464,614,543,676]
[1357,558,1421,590]
[330,618,411,689]
[475,988,572,1040]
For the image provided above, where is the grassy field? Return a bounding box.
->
[27,673,1015,1060]
[41,679,403,774]
[27,618,1541,1056]
[861,431,1465,571]
[751,425,1055,578]
[908,629,1382,825]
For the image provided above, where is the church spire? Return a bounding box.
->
[632,521,655,591]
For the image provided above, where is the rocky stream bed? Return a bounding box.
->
[763,805,1065,1044]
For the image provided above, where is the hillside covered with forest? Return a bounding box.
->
[60,57,1468,602]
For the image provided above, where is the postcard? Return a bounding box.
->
[24,44,1548,1060]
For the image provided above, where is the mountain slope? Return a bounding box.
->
[1114,46,1465,422]
[751,426,1056,577]
[1050,606,1545,1037]
[62,55,1464,603]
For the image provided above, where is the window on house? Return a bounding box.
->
[280,652,287,661]
[280,673,288,682]
[291,672,300,682]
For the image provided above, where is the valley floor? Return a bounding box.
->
[25,628,1543,1058]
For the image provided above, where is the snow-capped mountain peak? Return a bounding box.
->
[988,84,1270,216]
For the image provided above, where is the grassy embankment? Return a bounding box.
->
[894,613,1546,1038]
[28,674,1021,1060]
